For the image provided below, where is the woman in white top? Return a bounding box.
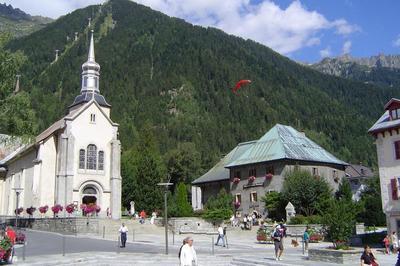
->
[180,237,197,266]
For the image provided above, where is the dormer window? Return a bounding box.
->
[390,109,400,120]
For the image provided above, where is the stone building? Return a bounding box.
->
[0,32,122,219]
[369,98,400,234]
[192,124,347,216]
[345,164,374,201]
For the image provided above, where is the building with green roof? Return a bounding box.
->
[192,124,347,216]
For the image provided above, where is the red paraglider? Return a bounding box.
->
[232,79,251,94]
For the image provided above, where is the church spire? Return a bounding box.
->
[70,30,110,110]
[81,30,100,94]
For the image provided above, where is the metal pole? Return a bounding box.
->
[172,230,175,245]
[225,235,228,249]
[302,238,305,255]
[132,229,135,242]
[15,192,19,228]
[102,225,105,238]
[212,236,214,255]
[164,188,168,255]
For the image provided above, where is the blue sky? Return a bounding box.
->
[6,0,400,63]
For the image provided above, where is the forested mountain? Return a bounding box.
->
[312,54,400,88]
[5,0,400,180]
[0,3,52,38]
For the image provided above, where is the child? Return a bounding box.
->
[383,235,390,254]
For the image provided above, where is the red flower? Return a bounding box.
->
[66,204,75,214]
[51,204,63,214]
[248,176,256,182]
[233,177,241,184]
[39,205,48,214]
[234,201,241,209]
[26,207,36,216]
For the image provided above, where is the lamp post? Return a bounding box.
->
[157,182,173,255]
[12,187,23,228]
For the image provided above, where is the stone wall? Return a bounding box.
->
[155,217,216,234]
[7,217,100,235]
[308,248,361,264]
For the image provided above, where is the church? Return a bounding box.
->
[0,32,122,220]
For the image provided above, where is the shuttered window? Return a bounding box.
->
[395,141,400,160]
[391,178,398,200]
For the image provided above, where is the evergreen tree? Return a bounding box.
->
[357,176,386,226]
[335,178,353,202]
[202,188,233,223]
[121,124,166,213]
[175,182,193,217]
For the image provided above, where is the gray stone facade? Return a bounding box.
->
[230,160,345,216]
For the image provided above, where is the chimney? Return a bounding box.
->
[75,32,78,41]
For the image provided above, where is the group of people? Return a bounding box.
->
[383,231,399,255]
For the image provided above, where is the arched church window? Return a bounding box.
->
[86,144,97,170]
[79,149,85,169]
[83,186,97,194]
[98,151,104,170]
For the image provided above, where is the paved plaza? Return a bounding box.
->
[10,224,399,266]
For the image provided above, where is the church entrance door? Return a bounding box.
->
[82,195,97,205]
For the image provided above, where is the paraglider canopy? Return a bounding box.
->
[232,79,251,94]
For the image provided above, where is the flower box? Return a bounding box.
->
[15,232,25,244]
[233,177,241,184]
[248,176,256,182]
[265,173,273,180]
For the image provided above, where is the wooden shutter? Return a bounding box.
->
[395,141,400,160]
[391,178,398,200]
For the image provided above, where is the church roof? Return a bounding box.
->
[69,91,111,109]
[226,124,347,167]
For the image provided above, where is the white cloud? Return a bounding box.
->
[319,46,331,58]
[394,35,400,47]
[332,19,360,36]
[342,40,352,54]
[6,0,360,55]
[4,0,104,18]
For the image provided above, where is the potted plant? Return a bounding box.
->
[95,205,101,216]
[14,207,23,215]
[15,232,26,244]
[51,204,63,217]
[26,206,36,217]
[248,176,256,182]
[65,204,75,216]
[39,205,48,217]
[233,177,241,184]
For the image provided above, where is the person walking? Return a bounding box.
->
[360,245,379,266]
[391,232,399,253]
[303,226,310,252]
[215,225,225,247]
[180,236,197,266]
[383,234,390,254]
[272,225,284,261]
[139,210,146,224]
[118,223,128,248]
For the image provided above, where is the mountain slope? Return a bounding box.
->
[7,0,400,173]
[312,54,400,88]
[0,3,52,38]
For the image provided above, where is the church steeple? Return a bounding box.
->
[81,30,100,94]
[70,30,110,111]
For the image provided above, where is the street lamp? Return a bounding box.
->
[157,182,173,255]
[12,187,23,228]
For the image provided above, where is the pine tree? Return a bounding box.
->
[175,182,193,217]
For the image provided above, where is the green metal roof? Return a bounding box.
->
[191,141,255,184]
[226,124,347,168]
